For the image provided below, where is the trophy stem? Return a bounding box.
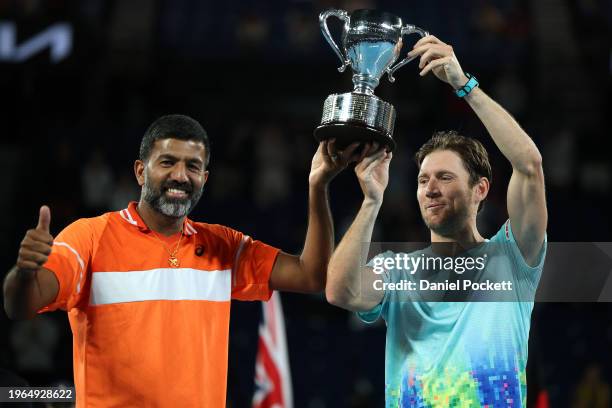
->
[352,74,379,95]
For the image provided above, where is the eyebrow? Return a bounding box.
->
[417,170,458,178]
[158,154,204,165]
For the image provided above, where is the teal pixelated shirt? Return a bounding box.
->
[359,220,547,407]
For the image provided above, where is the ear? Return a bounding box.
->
[202,170,210,185]
[134,160,145,186]
[474,177,490,204]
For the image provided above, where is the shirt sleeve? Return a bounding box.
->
[38,218,94,313]
[357,250,394,324]
[496,219,547,289]
[230,232,280,301]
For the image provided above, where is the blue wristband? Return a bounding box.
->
[455,73,478,98]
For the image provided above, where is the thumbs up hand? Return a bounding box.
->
[17,206,54,273]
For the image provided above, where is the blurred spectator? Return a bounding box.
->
[110,170,140,210]
[491,68,528,117]
[341,0,376,13]
[579,161,611,195]
[10,315,60,386]
[285,8,318,53]
[572,363,611,408]
[209,160,245,203]
[81,148,114,213]
[236,12,269,50]
[46,139,82,228]
[348,377,375,408]
[253,123,291,209]
[544,129,576,189]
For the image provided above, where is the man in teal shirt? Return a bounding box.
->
[326,35,547,407]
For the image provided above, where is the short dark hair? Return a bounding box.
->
[139,114,211,166]
[415,130,492,212]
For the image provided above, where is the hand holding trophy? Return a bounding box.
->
[314,9,428,151]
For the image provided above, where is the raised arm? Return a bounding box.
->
[269,141,361,293]
[465,88,546,265]
[326,147,392,311]
[410,35,547,265]
[3,206,59,320]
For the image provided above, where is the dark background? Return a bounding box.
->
[1,0,610,406]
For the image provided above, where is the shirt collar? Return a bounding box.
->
[119,201,198,236]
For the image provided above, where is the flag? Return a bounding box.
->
[252,291,293,408]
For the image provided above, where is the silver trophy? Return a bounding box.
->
[314,9,428,151]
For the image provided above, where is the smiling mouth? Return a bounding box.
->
[165,188,189,199]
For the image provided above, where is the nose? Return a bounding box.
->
[425,178,441,198]
[169,162,189,183]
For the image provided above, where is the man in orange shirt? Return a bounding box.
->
[3,114,369,407]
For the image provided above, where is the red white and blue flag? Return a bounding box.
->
[252,291,293,408]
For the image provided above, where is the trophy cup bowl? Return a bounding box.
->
[314,9,428,151]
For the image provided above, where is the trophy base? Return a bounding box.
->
[313,92,397,151]
[314,122,396,151]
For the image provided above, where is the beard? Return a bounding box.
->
[141,172,203,218]
[421,199,470,238]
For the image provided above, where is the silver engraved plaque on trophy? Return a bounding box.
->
[314,9,428,150]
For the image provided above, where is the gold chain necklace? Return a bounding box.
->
[152,229,184,267]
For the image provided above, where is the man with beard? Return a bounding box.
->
[326,36,547,407]
[3,114,366,407]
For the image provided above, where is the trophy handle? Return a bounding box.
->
[319,9,350,73]
[386,25,429,83]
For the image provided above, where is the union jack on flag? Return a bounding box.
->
[252,291,293,408]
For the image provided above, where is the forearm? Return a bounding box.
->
[298,183,335,292]
[465,87,542,174]
[326,199,382,309]
[3,266,40,320]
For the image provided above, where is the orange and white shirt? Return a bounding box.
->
[39,201,280,407]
